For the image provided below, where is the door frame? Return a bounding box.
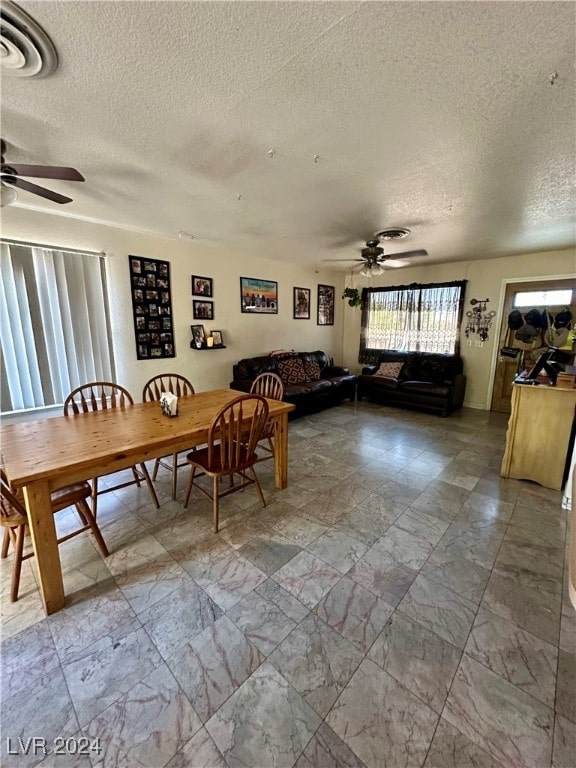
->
[486,273,575,411]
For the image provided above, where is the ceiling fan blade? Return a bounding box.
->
[321,258,365,263]
[1,163,85,182]
[385,249,428,260]
[3,176,73,204]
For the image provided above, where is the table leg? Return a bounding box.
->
[273,413,289,489]
[23,480,65,614]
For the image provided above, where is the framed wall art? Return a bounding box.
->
[211,330,224,347]
[293,287,311,319]
[317,284,335,326]
[190,324,206,348]
[129,255,175,359]
[193,300,214,320]
[240,277,278,314]
[192,275,213,297]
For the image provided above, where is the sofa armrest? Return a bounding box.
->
[362,365,378,375]
[322,365,349,378]
[452,373,467,406]
[230,379,253,394]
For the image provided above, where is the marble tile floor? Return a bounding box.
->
[1,401,574,768]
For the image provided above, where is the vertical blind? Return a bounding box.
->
[0,241,114,412]
[359,280,466,362]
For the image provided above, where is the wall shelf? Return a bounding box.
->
[189,343,227,350]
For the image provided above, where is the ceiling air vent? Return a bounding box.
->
[374,228,411,241]
[1,1,57,78]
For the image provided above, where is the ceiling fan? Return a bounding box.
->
[1,139,85,206]
[323,237,428,276]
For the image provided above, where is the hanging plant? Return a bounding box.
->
[342,287,361,307]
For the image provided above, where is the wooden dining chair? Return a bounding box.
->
[184,394,269,532]
[63,381,160,517]
[142,373,196,499]
[0,470,109,602]
[250,372,284,464]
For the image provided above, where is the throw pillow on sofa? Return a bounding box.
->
[375,361,404,378]
[277,356,308,385]
[303,359,322,381]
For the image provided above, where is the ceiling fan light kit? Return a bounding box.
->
[0,183,18,207]
[322,229,428,274]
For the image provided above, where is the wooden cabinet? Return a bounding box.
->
[501,384,576,490]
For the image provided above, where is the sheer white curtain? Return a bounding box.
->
[0,241,114,412]
[361,282,465,355]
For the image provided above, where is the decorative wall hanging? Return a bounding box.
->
[464,297,495,341]
[240,277,278,314]
[193,300,214,320]
[293,287,311,319]
[192,275,213,297]
[317,284,335,325]
[129,255,175,359]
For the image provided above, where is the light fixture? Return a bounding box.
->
[0,183,18,207]
[359,262,384,278]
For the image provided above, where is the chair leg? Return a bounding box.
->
[213,476,219,533]
[171,453,178,501]
[184,466,197,508]
[77,499,109,557]
[139,463,160,508]
[267,436,275,455]
[152,458,162,481]
[91,477,98,520]
[11,525,25,602]
[1,528,10,559]
[132,466,143,487]
[250,466,266,508]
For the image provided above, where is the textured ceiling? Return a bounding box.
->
[2,1,575,271]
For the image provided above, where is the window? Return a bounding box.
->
[514,289,573,307]
[359,280,466,362]
[1,241,115,413]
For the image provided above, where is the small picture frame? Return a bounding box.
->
[192,275,213,297]
[317,284,335,326]
[293,287,311,319]
[190,324,206,348]
[211,330,223,347]
[193,300,214,320]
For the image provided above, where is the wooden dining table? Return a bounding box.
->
[1,388,294,615]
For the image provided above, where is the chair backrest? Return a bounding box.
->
[0,470,28,525]
[142,374,195,402]
[63,382,134,414]
[250,372,285,401]
[207,395,269,473]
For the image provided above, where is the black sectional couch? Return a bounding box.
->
[230,350,357,416]
[357,351,466,416]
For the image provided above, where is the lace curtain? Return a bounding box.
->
[359,280,466,364]
[0,241,114,412]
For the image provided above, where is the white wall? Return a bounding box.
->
[342,248,575,408]
[3,206,574,411]
[2,207,345,402]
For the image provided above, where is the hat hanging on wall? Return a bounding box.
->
[554,310,572,329]
[524,309,542,328]
[515,323,539,343]
[508,309,524,330]
[539,310,553,329]
[545,326,569,348]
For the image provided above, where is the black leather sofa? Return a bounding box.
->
[230,350,357,416]
[357,351,466,416]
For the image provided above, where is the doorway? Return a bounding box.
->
[490,277,575,414]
